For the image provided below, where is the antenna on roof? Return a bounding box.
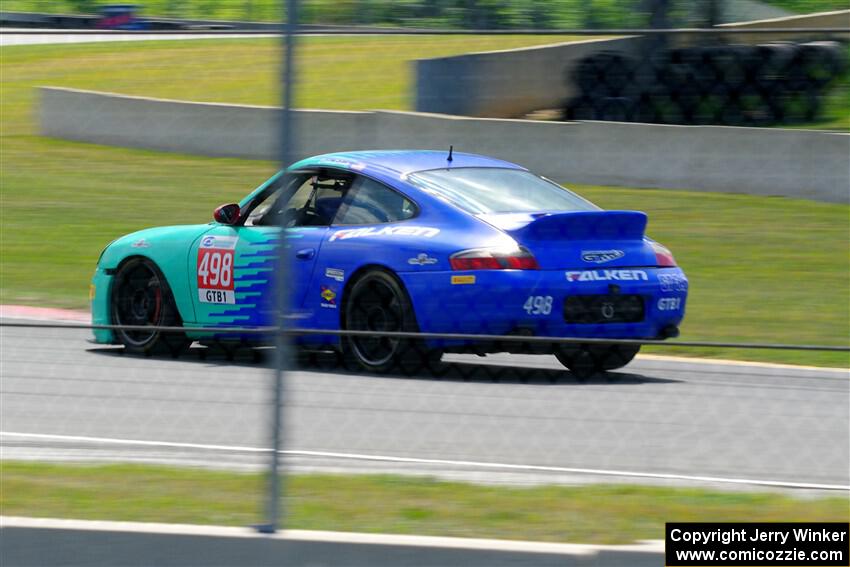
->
[447,145,454,164]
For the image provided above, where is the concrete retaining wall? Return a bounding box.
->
[374,111,850,204]
[39,87,850,203]
[39,88,375,160]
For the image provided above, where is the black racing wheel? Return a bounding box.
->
[555,344,641,378]
[342,270,440,374]
[110,257,189,355]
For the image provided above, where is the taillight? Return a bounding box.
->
[650,241,677,267]
[450,247,539,270]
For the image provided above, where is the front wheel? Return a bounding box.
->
[110,258,189,355]
[342,270,439,374]
[555,344,641,378]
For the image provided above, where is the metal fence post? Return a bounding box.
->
[258,0,298,535]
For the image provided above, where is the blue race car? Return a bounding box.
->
[91,150,688,374]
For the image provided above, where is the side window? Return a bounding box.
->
[244,171,353,227]
[334,177,416,226]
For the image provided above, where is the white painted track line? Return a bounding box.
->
[3,431,848,491]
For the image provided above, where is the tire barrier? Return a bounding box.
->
[564,41,848,126]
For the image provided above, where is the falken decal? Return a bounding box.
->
[407,253,438,266]
[329,226,440,242]
[566,270,648,282]
[581,250,624,264]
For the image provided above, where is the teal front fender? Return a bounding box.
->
[93,224,215,340]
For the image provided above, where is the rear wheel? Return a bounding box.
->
[555,344,640,378]
[342,270,440,374]
[110,258,189,355]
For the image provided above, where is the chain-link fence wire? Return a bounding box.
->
[1,13,849,535]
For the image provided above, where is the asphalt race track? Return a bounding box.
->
[2,321,848,490]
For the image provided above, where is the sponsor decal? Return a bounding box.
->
[200,235,238,250]
[325,268,345,282]
[566,270,648,282]
[197,237,237,304]
[89,284,96,301]
[131,239,150,248]
[407,253,438,266]
[330,226,440,242]
[451,275,476,285]
[581,249,624,264]
[658,273,688,292]
[320,285,337,308]
[657,297,682,311]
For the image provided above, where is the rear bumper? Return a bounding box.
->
[399,267,687,347]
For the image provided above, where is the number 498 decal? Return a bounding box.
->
[198,248,235,304]
[523,295,553,315]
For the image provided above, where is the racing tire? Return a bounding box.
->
[554,344,641,378]
[110,257,189,356]
[342,270,440,374]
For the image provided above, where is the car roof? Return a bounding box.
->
[288,150,526,177]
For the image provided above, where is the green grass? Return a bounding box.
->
[0,34,585,301]
[2,462,847,544]
[1,38,848,367]
[0,33,591,310]
[0,36,586,128]
[0,35,575,299]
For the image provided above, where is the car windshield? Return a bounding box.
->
[407,168,598,214]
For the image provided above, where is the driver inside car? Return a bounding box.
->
[249,173,353,228]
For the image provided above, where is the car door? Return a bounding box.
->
[305,175,420,330]
[189,171,348,328]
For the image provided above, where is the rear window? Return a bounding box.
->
[408,168,598,214]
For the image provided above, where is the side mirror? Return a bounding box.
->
[214,203,240,225]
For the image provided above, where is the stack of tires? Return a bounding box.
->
[563,41,847,126]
